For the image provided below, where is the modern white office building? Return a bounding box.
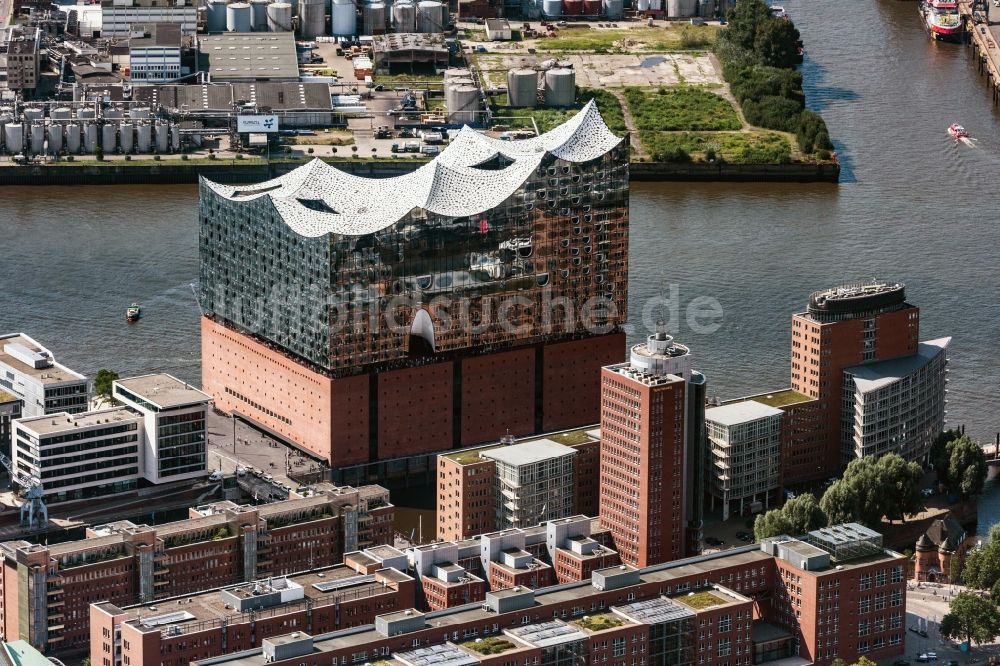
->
[113,373,212,484]
[842,337,950,464]
[100,0,198,38]
[0,334,89,418]
[483,439,576,530]
[706,401,783,521]
[11,373,212,502]
[12,407,143,501]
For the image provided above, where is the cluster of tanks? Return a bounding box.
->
[506,64,575,108]
[0,106,195,157]
[443,68,480,124]
[202,0,450,39]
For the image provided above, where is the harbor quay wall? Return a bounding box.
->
[0,158,840,185]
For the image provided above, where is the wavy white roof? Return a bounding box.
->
[201,100,622,238]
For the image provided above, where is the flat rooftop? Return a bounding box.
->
[395,644,478,666]
[726,389,814,409]
[482,439,576,467]
[0,333,85,385]
[705,401,783,427]
[613,597,694,625]
[198,32,299,81]
[506,620,588,647]
[443,426,598,465]
[15,407,140,436]
[129,22,181,48]
[672,587,746,611]
[115,373,212,409]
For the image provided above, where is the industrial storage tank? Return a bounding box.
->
[544,68,575,106]
[29,123,44,155]
[23,107,44,122]
[4,124,23,153]
[416,0,446,32]
[250,0,270,29]
[104,106,124,120]
[154,121,169,152]
[130,106,151,120]
[227,3,253,31]
[698,0,713,16]
[47,124,63,154]
[666,0,691,15]
[267,2,293,30]
[391,0,415,31]
[602,0,623,18]
[582,0,600,14]
[101,123,117,152]
[362,2,386,34]
[443,67,471,81]
[136,123,152,152]
[562,0,582,14]
[506,68,537,108]
[206,0,228,32]
[51,107,72,121]
[332,0,357,35]
[448,85,479,125]
[636,0,649,10]
[119,123,134,153]
[65,124,81,153]
[83,123,97,153]
[77,108,96,120]
[541,0,561,17]
[171,125,181,151]
[648,0,662,10]
[298,0,325,37]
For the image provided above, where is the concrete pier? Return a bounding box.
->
[961,1,1000,104]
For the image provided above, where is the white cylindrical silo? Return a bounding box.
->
[76,107,97,120]
[544,68,575,107]
[130,106,151,120]
[227,2,253,31]
[51,106,72,121]
[101,123,117,152]
[636,0,649,10]
[250,0,270,29]
[83,123,97,153]
[171,125,180,151]
[507,68,538,108]
[362,2,386,34]
[698,0,714,16]
[23,107,44,122]
[6,124,24,153]
[104,106,123,120]
[541,0,561,16]
[677,0,696,15]
[448,85,479,125]
[29,123,44,155]
[391,0,415,30]
[154,121,169,152]
[267,1,293,30]
[602,0,622,18]
[65,124,81,153]
[416,0,445,32]
[207,0,228,31]
[443,67,470,81]
[298,0,326,37]
[120,122,134,153]
[136,123,152,152]
[47,124,63,154]
[332,0,356,35]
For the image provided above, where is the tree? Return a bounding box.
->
[930,429,961,479]
[753,17,801,68]
[94,369,120,400]
[754,493,827,541]
[852,658,878,666]
[946,436,987,498]
[963,525,1000,591]
[939,592,1000,646]
[819,454,922,526]
[721,0,772,51]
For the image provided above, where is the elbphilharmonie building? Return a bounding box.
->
[198,101,630,467]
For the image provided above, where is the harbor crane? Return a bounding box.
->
[0,454,47,530]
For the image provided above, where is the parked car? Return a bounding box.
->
[236,467,247,477]
[391,143,401,153]
[420,145,441,155]
[208,470,224,481]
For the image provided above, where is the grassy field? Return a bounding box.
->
[625,86,741,132]
[535,24,717,52]
[490,88,627,133]
[638,130,793,164]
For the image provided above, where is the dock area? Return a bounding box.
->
[961,0,1000,104]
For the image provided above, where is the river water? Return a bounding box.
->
[0,0,997,529]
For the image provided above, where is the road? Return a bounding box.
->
[897,584,1000,666]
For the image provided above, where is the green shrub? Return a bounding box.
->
[209,153,217,160]
[625,86,741,132]
[816,148,832,160]
[654,146,692,163]
[181,154,189,161]
[236,153,244,160]
[67,155,74,161]
[704,146,717,162]
[307,147,314,154]
[154,155,161,161]
[124,154,131,161]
